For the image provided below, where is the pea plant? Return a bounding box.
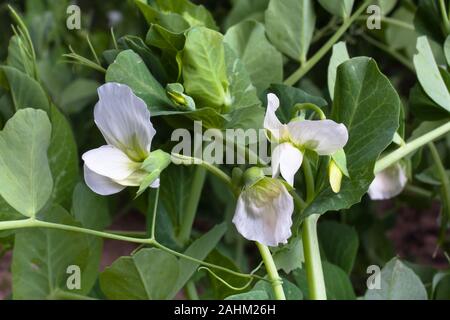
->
[0,0,449,300]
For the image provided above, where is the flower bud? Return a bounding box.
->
[328,159,343,193]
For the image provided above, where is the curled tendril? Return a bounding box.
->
[292,103,326,120]
[198,267,255,291]
[197,260,280,292]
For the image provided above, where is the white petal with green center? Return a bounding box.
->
[232,178,294,247]
[94,82,155,161]
[82,145,140,181]
[83,165,125,196]
[288,119,348,155]
[272,142,303,186]
[368,163,407,200]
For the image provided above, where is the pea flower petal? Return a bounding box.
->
[82,145,140,181]
[288,119,348,155]
[368,163,407,200]
[272,142,303,186]
[94,82,155,161]
[232,178,294,247]
[84,165,126,196]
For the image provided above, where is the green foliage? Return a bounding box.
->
[1,0,450,302]
[0,109,52,217]
[265,0,315,62]
[182,27,230,111]
[105,49,174,115]
[224,20,283,94]
[318,0,354,19]
[365,258,428,300]
[100,248,179,300]
[318,221,358,274]
[12,206,101,299]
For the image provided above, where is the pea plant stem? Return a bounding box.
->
[439,0,450,34]
[284,0,372,86]
[302,214,326,300]
[256,242,286,300]
[428,142,450,220]
[375,121,450,173]
[0,217,262,282]
[301,158,327,300]
[177,166,206,244]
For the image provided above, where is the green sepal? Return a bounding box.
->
[141,149,171,173]
[136,150,172,197]
[331,149,349,177]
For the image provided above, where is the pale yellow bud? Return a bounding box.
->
[328,160,343,193]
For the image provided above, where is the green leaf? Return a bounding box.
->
[154,0,217,30]
[7,35,34,77]
[272,236,304,274]
[145,24,184,80]
[322,261,356,300]
[224,44,264,129]
[12,206,101,299]
[265,0,316,62]
[224,20,283,94]
[47,105,79,209]
[224,0,269,29]
[100,248,179,300]
[318,221,358,274]
[268,84,328,123]
[105,49,175,115]
[365,258,428,300]
[168,223,227,298]
[182,27,230,111]
[160,165,200,230]
[376,0,398,15]
[415,166,450,186]
[0,66,49,112]
[303,57,400,217]
[0,108,53,217]
[432,271,450,300]
[409,83,450,121]
[327,41,350,100]
[385,7,417,52]
[225,290,269,300]
[71,182,111,231]
[413,36,450,112]
[414,0,444,43]
[58,79,99,114]
[118,35,168,84]
[134,0,190,33]
[318,0,354,18]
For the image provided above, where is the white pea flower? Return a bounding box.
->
[368,163,407,200]
[232,168,294,247]
[265,93,349,186]
[82,82,160,195]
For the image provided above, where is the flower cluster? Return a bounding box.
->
[232,93,349,246]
